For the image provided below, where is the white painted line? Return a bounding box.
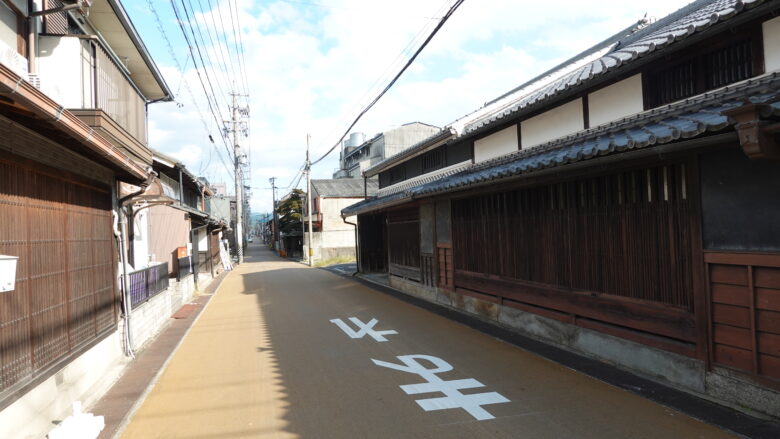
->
[372,354,510,421]
[330,317,398,342]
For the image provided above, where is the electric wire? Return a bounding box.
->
[311,0,466,166]
[172,0,235,163]
[206,0,241,96]
[195,0,234,93]
[330,0,451,143]
[183,0,233,115]
[228,0,251,101]
[146,0,234,178]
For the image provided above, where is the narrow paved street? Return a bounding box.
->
[120,244,735,439]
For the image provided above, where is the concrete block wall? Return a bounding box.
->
[0,332,127,439]
[387,275,780,421]
[130,274,209,350]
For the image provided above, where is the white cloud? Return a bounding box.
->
[142,0,694,213]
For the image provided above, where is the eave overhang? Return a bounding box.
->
[87,0,173,102]
[0,63,148,181]
[343,72,780,218]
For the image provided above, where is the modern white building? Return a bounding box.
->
[333,122,441,179]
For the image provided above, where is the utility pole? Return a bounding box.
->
[226,90,249,263]
[231,92,244,264]
[269,177,278,250]
[306,134,313,267]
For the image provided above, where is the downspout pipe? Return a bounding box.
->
[115,169,157,358]
[343,217,359,277]
[191,223,208,290]
[113,210,135,359]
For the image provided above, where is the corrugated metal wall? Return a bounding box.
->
[0,155,116,398]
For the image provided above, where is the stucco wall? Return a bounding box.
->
[304,197,362,261]
[763,16,780,72]
[38,36,93,109]
[588,74,644,127]
[521,98,584,149]
[382,123,441,158]
[474,125,518,162]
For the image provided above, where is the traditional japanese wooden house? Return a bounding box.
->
[344,0,780,418]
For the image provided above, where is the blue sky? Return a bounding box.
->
[122,0,692,213]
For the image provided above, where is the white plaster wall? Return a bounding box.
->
[521,98,584,149]
[37,36,85,107]
[132,209,150,269]
[0,331,127,439]
[474,125,518,162]
[763,16,780,72]
[588,74,644,127]
[303,198,362,260]
[0,3,16,51]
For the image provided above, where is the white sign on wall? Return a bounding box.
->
[0,255,19,292]
[372,354,510,421]
[330,317,398,342]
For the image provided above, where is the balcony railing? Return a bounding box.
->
[37,36,147,146]
[126,262,169,309]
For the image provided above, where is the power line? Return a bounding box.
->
[329,0,451,143]
[171,0,235,164]
[206,0,242,96]
[311,0,466,166]
[182,0,232,116]
[228,0,251,101]
[146,0,233,178]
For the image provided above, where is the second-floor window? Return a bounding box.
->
[644,29,761,108]
[421,148,445,174]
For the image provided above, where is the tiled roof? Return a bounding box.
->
[311,178,378,197]
[376,160,472,198]
[463,0,769,138]
[341,73,780,217]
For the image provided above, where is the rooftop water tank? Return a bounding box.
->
[345,132,365,148]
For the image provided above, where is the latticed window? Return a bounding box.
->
[645,34,758,108]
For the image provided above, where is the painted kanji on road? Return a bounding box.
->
[372,354,510,421]
[330,317,399,342]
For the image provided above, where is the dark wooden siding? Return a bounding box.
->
[0,155,116,400]
[378,141,474,189]
[644,26,762,108]
[358,214,386,273]
[451,161,698,350]
[706,252,780,384]
[387,208,420,280]
[700,147,780,252]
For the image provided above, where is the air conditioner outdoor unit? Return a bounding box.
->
[27,73,40,89]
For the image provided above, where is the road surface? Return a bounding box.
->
[120,244,735,438]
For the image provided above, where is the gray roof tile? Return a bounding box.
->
[342,73,780,217]
[461,0,769,139]
[311,179,378,197]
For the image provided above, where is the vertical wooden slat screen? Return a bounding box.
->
[0,157,116,399]
[387,208,421,280]
[452,163,695,308]
[95,45,147,145]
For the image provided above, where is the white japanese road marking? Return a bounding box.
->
[330,317,399,342]
[372,354,510,421]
